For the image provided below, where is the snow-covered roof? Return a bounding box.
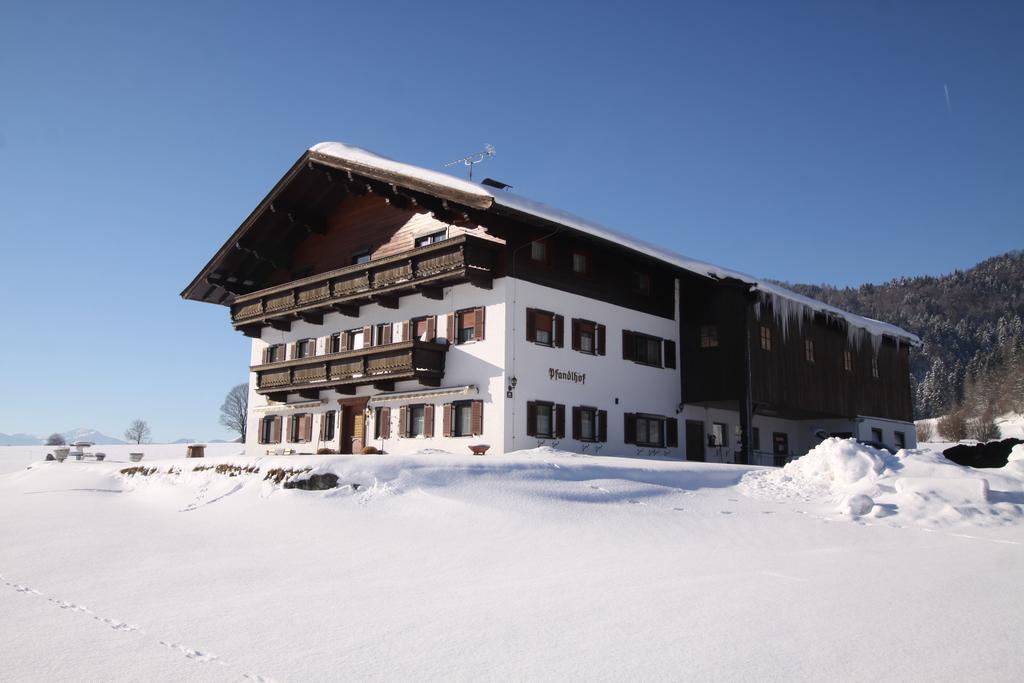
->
[309,142,921,347]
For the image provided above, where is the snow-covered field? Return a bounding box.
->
[2,441,1022,681]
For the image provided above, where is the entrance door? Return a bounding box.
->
[338,398,369,454]
[685,421,705,462]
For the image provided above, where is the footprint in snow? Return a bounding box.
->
[672,507,685,512]
[160,641,221,664]
[719,511,734,515]
[627,499,643,505]
[760,511,775,515]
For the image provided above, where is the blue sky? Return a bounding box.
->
[1,0,1021,441]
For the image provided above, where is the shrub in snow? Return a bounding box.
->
[937,411,968,441]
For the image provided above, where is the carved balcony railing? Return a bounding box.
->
[231,234,500,333]
[251,340,449,400]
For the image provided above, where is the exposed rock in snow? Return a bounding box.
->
[740,438,1024,527]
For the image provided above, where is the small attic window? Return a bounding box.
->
[351,248,370,265]
[415,231,447,248]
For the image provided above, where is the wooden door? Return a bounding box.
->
[338,398,369,454]
[685,421,705,462]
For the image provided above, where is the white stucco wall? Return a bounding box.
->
[503,278,682,456]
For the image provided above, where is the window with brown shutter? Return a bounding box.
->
[398,405,407,437]
[527,401,557,438]
[443,403,453,437]
[423,404,434,438]
[664,339,677,369]
[632,415,666,448]
[271,416,282,444]
[262,347,270,364]
[624,413,637,444]
[624,331,663,366]
[760,326,772,351]
[571,251,590,276]
[474,307,485,341]
[527,309,557,346]
[597,410,607,442]
[471,400,483,435]
[373,406,391,439]
[302,413,313,442]
[622,330,636,361]
[362,325,373,347]
[572,319,599,355]
[320,411,336,441]
[572,406,599,442]
[411,316,433,342]
[446,312,455,343]
[596,324,606,355]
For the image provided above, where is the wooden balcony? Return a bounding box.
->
[251,340,449,401]
[231,234,500,334]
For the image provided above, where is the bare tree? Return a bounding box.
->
[937,410,968,442]
[45,433,66,446]
[219,383,248,442]
[124,419,151,444]
[915,421,933,443]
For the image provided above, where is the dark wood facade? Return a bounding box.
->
[680,273,914,422]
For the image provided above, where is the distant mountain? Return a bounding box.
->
[62,428,126,445]
[172,438,198,444]
[781,250,1024,419]
[0,433,44,446]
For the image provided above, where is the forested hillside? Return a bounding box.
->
[782,251,1024,421]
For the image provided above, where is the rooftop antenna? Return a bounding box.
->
[444,144,495,181]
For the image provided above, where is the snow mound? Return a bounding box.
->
[740,438,1024,527]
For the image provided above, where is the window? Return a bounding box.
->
[526,308,563,347]
[265,344,286,363]
[804,339,815,363]
[407,404,426,437]
[871,427,883,443]
[259,416,281,444]
[453,401,473,437]
[410,316,434,342]
[527,401,564,439]
[630,269,651,296]
[623,330,670,367]
[329,333,342,354]
[700,325,719,348]
[710,422,727,448]
[772,432,789,455]
[288,414,312,443]
[571,406,607,442]
[321,411,336,441]
[351,248,370,264]
[374,323,393,346]
[894,431,906,449]
[735,425,760,450]
[572,319,602,355]
[449,308,485,344]
[296,338,315,359]
[415,231,446,248]
[348,328,365,351]
[760,326,772,351]
[572,251,590,275]
[625,414,678,448]
[530,240,547,263]
[373,407,391,439]
[535,403,553,438]
[844,350,853,372]
[444,400,483,437]
[871,357,879,379]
